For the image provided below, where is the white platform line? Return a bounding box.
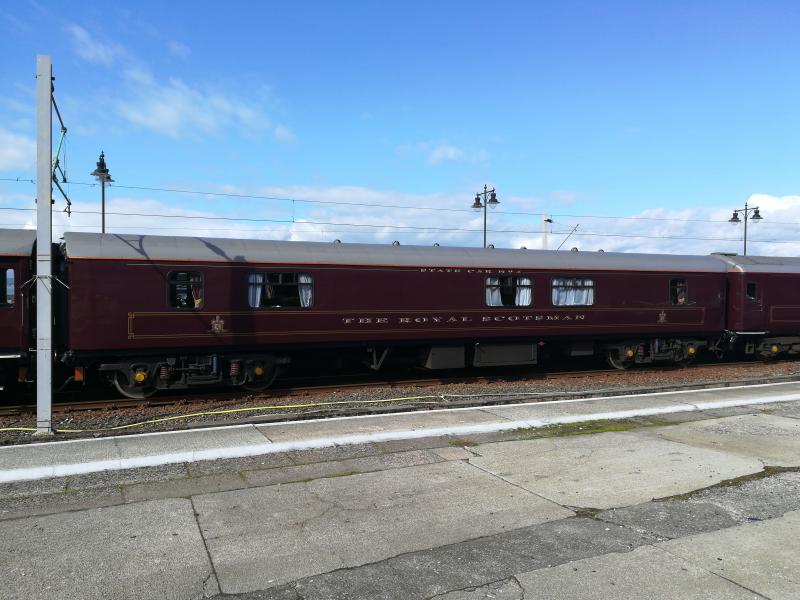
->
[1,388,799,484]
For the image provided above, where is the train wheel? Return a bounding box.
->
[242,365,278,392]
[606,350,633,370]
[113,371,157,399]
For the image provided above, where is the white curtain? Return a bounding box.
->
[485,277,502,306]
[298,274,313,308]
[4,268,13,306]
[552,277,593,306]
[515,277,532,306]
[248,273,264,308]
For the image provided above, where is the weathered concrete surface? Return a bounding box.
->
[0,498,218,600]
[689,470,800,521]
[256,409,509,442]
[599,470,800,538]
[241,448,443,487]
[662,510,800,599]
[514,545,758,599]
[652,413,800,466]
[479,395,694,422]
[192,460,572,593]
[468,431,763,509]
[0,436,119,472]
[598,500,738,540]
[433,579,524,600]
[113,425,271,458]
[290,517,653,600]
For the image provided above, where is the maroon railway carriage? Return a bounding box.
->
[0,229,36,392]
[714,254,800,358]
[61,232,730,398]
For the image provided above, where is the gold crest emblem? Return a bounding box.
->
[210,315,226,334]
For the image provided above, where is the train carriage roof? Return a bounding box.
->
[62,231,733,272]
[0,228,36,256]
[710,254,800,274]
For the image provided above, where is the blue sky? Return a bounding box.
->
[1,1,800,253]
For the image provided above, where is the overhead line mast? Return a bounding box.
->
[35,55,53,434]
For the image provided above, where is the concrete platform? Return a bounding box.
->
[193,460,571,592]
[513,545,757,599]
[652,413,800,466]
[0,381,799,599]
[2,381,800,484]
[468,430,763,509]
[0,498,217,600]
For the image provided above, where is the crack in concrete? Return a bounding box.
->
[189,496,222,597]
[425,575,525,600]
[465,457,572,510]
[654,545,772,600]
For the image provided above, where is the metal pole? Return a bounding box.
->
[483,201,487,248]
[101,179,105,234]
[35,55,53,434]
[743,201,748,256]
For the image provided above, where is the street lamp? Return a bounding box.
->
[471,184,499,248]
[90,151,113,233]
[728,201,763,256]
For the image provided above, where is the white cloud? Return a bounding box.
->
[168,41,191,59]
[65,24,126,66]
[273,124,296,143]
[0,128,35,171]
[5,179,797,259]
[117,69,273,138]
[428,144,465,164]
[397,142,488,166]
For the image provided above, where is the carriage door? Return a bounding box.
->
[742,277,766,332]
[0,266,20,350]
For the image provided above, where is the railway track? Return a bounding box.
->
[0,360,771,419]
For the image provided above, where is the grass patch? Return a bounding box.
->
[571,506,602,518]
[448,438,478,447]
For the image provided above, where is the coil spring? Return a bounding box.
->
[229,361,241,377]
[159,365,170,379]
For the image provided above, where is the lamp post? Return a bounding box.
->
[728,202,763,256]
[90,151,113,233]
[471,184,499,248]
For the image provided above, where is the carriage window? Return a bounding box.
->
[1,269,13,307]
[746,282,758,301]
[552,277,594,306]
[168,271,203,309]
[485,276,532,307]
[248,272,313,308]
[670,279,688,305]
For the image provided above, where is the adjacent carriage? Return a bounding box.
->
[0,229,35,392]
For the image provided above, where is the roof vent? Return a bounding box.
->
[392,241,400,246]
[570,247,579,252]
[487,244,495,249]
[520,246,527,249]
[433,242,440,247]
[333,239,342,244]
[598,249,605,253]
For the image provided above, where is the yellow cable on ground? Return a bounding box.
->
[0,395,449,434]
